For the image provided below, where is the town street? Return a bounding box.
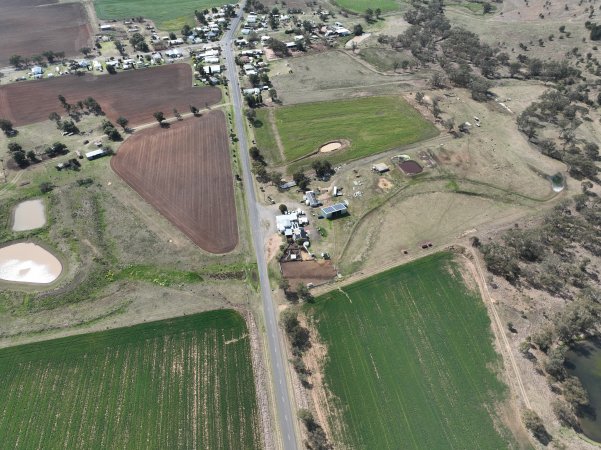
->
[222,9,300,450]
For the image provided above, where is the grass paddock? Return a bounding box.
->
[306,253,513,449]
[0,310,262,449]
[255,96,437,167]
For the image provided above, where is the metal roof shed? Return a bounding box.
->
[321,203,348,219]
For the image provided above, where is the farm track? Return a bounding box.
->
[0,64,221,127]
[111,111,238,254]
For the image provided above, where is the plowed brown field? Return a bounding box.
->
[0,0,91,65]
[0,64,221,127]
[111,112,238,254]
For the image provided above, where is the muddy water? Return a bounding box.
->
[0,243,62,284]
[565,339,601,443]
[12,199,46,231]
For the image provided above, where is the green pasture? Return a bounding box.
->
[306,253,513,449]
[94,0,225,30]
[0,310,262,449]
[255,96,437,167]
[333,0,400,13]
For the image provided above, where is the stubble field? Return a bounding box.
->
[305,252,514,449]
[0,64,221,127]
[111,112,239,254]
[0,309,262,449]
[255,96,437,165]
[0,0,91,65]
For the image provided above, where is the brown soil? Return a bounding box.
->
[318,139,350,154]
[265,234,282,262]
[377,177,393,191]
[280,260,337,287]
[0,0,92,65]
[111,112,238,254]
[0,64,221,127]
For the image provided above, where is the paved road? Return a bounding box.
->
[222,10,299,450]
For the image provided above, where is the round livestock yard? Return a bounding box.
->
[399,160,424,175]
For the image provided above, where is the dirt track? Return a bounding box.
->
[111,112,238,254]
[0,0,92,65]
[0,64,221,127]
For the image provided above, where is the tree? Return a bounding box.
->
[297,284,314,303]
[375,8,382,19]
[80,47,92,57]
[365,8,374,22]
[293,171,310,190]
[269,38,290,57]
[43,51,56,63]
[7,142,22,153]
[0,119,14,136]
[60,120,78,134]
[279,204,288,214]
[269,171,282,187]
[13,150,28,167]
[312,160,333,178]
[245,108,257,124]
[563,376,588,409]
[116,116,129,130]
[354,24,364,36]
[129,33,149,52]
[39,182,53,194]
[279,277,290,292]
[190,105,199,116]
[483,3,493,14]
[522,409,548,441]
[444,118,455,132]
[26,150,37,162]
[106,64,117,75]
[415,91,425,104]
[83,97,102,115]
[430,72,446,88]
[169,32,177,40]
[48,112,61,123]
[153,111,166,124]
[552,399,578,429]
[9,55,23,68]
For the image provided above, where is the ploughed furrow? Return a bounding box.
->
[111,112,238,254]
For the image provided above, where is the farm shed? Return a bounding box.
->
[85,149,106,160]
[373,163,389,174]
[321,203,348,219]
[304,191,320,208]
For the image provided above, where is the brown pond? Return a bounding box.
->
[12,199,46,231]
[0,243,62,284]
[399,160,423,175]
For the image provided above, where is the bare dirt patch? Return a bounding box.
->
[0,0,92,65]
[111,112,238,254]
[280,260,337,287]
[318,139,350,153]
[0,64,221,127]
[377,177,393,191]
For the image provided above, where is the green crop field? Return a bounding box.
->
[333,0,400,13]
[94,0,226,30]
[255,96,437,165]
[0,310,262,449]
[306,253,514,449]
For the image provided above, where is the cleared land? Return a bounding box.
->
[0,309,262,449]
[0,0,91,65]
[305,253,513,449]
[255,96,437,164]
[94,0,225,30]
[0,64,221,127]
[111,112,238,254]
